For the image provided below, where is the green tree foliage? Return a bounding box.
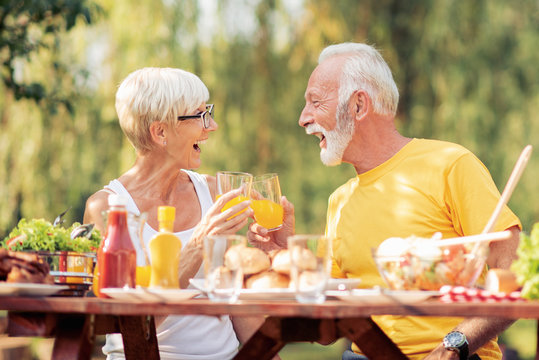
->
[0,0,100,104]
[0,0,537,240]
[0,0,102,235]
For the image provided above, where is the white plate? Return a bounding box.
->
[326,278,361,291]
[101,287,200,303]
[0,282,69,296]
[188,279,207,293]
[326,288,440,304]
[239,288,296,300]
[189,279,295,300]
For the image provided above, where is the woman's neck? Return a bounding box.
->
[119,153,191,203]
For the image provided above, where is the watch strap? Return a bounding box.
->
[458,344,469,360]
[444,331,469,360]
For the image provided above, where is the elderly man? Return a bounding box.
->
[249,42,521,360]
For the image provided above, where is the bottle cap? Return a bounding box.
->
[108,194,128,207]
[158,206,176,222]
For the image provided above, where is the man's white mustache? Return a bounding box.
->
[305,124,326,136]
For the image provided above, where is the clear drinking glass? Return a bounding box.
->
[250,173,284,231]
[288,234,332,304]
[216,171,253,217]
[203,234,246,303]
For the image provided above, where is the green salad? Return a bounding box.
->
[511,222,539,299]
[2,218,102,253]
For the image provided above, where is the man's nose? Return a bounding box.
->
[298,106,312,128]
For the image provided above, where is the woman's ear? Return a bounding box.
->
[150,121,167,146]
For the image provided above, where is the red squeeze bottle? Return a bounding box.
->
[97,194,136,297]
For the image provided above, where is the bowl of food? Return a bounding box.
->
[373,235,490,291]
[2,218,101,296]
[36,251,95,284]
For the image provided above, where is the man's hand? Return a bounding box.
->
[247,196,295,251]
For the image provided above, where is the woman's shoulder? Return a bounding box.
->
[83,189,111,231]
[182,170,216,200]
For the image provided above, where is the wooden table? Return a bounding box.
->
[1,295,538,360]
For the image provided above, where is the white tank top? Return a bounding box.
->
[101,169,239,360]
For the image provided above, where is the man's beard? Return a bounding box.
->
[318,103,354,166]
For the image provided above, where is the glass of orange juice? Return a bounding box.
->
[216,171,253,217]
[250,173,284,231]
[127,212,151,287]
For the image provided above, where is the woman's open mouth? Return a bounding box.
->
[193,139,206,152]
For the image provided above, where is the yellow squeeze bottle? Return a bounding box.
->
[149,206,182,288]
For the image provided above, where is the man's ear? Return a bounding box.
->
[350,90,370,121]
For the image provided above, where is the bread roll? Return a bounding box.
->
[485,268,520,293]
[224,244,245,271]
[272,249,291,275]
[290,247,317,271]
[225,246,270,275]
[298,270,324,289]
[268,249,281,260]
[245,270,290,289]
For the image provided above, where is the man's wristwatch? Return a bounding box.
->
[443,331,469,360]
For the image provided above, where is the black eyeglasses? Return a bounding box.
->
[177,104,214,129]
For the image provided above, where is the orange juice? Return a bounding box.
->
[251,199,284,230]
[136,265,151,287]
[66,263,85,283]
[217,195,249,219]
[92,263,100,296]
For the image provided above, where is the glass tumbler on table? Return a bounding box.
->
[203,234,246,303]
[288,234,332,304]
[250,173,284,231]
[127,212,151,287]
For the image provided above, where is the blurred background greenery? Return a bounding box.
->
[0,0,537,358]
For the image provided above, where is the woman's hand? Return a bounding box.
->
[193,188,254,241]
[179,189,253,288]
[247,196,295,251]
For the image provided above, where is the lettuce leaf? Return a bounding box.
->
[2,218,102,253]
[511,223,539,299]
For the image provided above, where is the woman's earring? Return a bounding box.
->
[163,140,167,146]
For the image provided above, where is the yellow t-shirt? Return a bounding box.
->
[326,138,521,360]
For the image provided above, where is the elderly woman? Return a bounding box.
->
[84,67,260,360]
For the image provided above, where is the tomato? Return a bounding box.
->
[442,244,466,262]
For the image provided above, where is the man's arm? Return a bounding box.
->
[425,226,520,359]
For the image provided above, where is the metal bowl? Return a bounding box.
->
[30,251,96,296]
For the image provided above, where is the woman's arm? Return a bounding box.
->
[83,190,112,234]
[179,188,253,288]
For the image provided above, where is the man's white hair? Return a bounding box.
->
[115,67,209,153]
[319,43,399,116]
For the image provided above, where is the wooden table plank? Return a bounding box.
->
[0,297,537,319]
[119,316,159,360]
[338,317,407,360]
[235,317,286,360]
[51,315,94,360]
[1,296,538,360]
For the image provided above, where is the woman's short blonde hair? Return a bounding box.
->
[115,67,209,153]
